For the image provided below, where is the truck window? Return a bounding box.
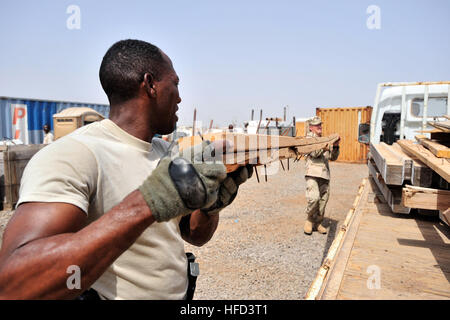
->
[380,113,400,145]
[410,97,447,117]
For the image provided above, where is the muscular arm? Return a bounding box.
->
[179,210,219,247]
[0,190,154,300]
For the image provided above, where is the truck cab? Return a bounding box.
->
[359,82,450,145]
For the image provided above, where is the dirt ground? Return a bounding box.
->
[186,160,368,299]
[0,160,368,299]
[0,210,13,245]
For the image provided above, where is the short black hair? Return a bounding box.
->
[99,39,169,104]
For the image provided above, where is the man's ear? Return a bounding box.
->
[143,73,157,98]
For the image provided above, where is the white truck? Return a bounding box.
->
[306,81,450,300]
[358,81,450,145]
[359,81,449,213]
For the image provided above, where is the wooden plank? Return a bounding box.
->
[415,135,450,158]
[402,185,450,211]
[178,133,340,173]
[368,159,410,214]
[1,144,45,209]
[416,128,445,134]
[397,139,450,183]
[369,143,405,185]
[391,143,433,187]
[306,178,368,300]
[333,194,450,300]
[319,178,371,299]
[428,120,450,132]
[440,208,450,227]
[178,132,339,153]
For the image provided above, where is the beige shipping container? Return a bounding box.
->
[316,106,372,163]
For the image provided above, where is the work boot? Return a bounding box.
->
[304,220,313,235]
[315,223,327,234]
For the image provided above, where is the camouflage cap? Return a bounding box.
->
[309,116,322,126]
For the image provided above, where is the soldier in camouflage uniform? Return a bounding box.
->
[304,116,340,235]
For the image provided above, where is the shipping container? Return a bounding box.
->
[0,97,109,144]
[316,106,372,163]
[295,121,307,137]
[294,117,310,137]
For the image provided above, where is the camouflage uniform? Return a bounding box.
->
[304,131,340,227]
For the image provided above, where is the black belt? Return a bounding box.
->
[75,288,101,300]
[185,252,199,300]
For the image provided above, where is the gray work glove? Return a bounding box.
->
[138,140,227,222]
[203,164,254,215]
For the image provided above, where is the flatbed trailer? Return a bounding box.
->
[306,177,450,300]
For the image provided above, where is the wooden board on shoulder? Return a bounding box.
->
[178,133,340,172]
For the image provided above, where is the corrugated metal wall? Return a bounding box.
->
[295,121,307,137]
[0,97,109,144]
[316,106,372,163]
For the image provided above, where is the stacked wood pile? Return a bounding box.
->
[178,132,340,173]
[0,144,46,211]
[368,118,450,226]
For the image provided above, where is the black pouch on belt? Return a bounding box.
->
[185,252,200,300]
[75,288,101,300]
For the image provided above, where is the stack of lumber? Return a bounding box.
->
[428,118,450,132]
[370,142,432,186]
[178,132,340,173]
[369,118,450,221]
[400,119,450,225]
[368,142,432,214]
[0,144,46,211]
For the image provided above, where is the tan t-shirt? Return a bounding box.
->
[17,119,188,300]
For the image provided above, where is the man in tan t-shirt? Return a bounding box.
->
[0,40,252,299]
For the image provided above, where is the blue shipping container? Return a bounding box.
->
[0,97,109,144]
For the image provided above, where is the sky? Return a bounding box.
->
[0,0,449,127]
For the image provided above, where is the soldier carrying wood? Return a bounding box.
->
[303,116,340,235]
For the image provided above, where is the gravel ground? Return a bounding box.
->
[185,160,368,300]
[0,210,13,246]
[0,160,368,300]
